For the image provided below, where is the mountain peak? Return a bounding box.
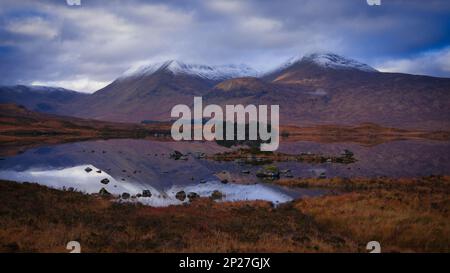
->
[120,60,259,81]
[265,52,378,76]
[300,52,378,72]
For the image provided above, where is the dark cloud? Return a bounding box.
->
[0,0,449,92]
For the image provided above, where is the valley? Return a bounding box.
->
[0,52,449,253]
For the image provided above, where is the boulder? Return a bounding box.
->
[170,150,184,160]
[211,190,223,200]
[142,190,152,197]
[175,191,186,201]
[100,178,110,185]
[187,192,200,201]
[84,167,92,173]
[121,192,131,199]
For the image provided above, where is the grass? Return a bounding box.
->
[0,180,353,253]
[292,176,450,252]
[0,176,448,253]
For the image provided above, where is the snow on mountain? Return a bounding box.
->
[265,52,378,75]
[120,60,259,81]
[303,53,378,72]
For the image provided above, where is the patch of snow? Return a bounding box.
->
[120,60,259,81]
[3,85,77,94]
[264,52,378,75]
[302,53,378,72]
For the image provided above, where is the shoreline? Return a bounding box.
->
[0,175,448,253]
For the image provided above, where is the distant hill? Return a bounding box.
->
[0,85,87,115]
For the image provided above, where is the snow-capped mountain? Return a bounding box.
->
[265,52,377,76]
[121,60,259,81]
[302,53,378,72]
[19,51,444,130]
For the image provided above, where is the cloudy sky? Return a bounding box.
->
[1,0,449,93]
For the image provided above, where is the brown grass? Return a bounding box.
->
[0,180,354,253]
[292,176,450,252]
[280,123,450,145]
[1,176,448,252]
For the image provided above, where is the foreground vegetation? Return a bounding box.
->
[0,180,355,253]
[0,176,448,253]
[283,175,450,252]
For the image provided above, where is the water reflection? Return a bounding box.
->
[0,138,448,206]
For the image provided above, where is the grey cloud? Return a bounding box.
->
[0,0,449,92]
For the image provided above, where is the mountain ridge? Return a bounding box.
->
[119,60,259,81]
[2,52,449,130]
[0,85,87,114]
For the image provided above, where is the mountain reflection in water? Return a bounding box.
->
[0,139,448,206]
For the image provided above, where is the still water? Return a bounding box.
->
[0,139,448,206]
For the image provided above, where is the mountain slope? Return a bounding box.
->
[0,85,87,114]
[211,54,450,129]
[66,60,260,122]
[207,54,450,130]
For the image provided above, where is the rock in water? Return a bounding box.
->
[170,150,184,160]
[175,191,187,201]
[142,190,152,197]
[187,192,200,201]
[100,178,110,184]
